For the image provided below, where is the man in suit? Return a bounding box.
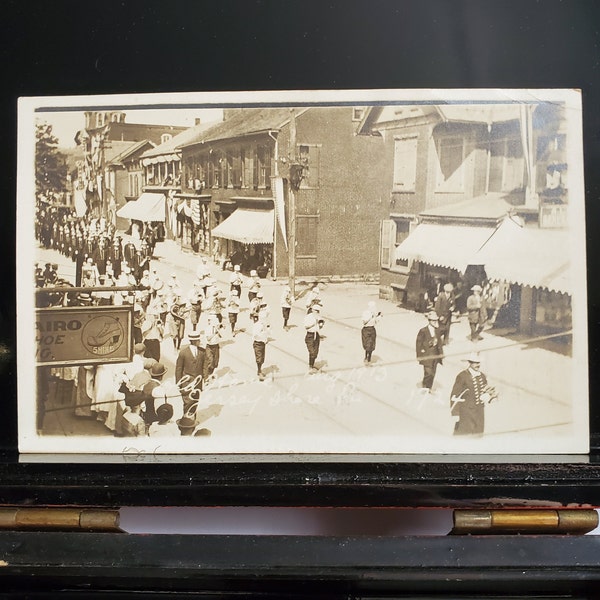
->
[175,330,205,413]
[434,283,456,346]
[450,352,497,436]
[415,311,444,391]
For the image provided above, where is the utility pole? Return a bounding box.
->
[288,109,297,297]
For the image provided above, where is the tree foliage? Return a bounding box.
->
[35,122,67,196]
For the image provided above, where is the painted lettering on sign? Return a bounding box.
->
[35,307,133,366]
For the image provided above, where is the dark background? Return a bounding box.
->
[2,0,599,456]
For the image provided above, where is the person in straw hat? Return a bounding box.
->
[175,330,205,412]
[434,283,456,346]
[450,351,498,436]
[415,310,444,391]
[466,284,487,341]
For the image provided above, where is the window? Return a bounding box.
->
[381,218,413,270]
[242,147,254,188]
[393,137,418,192]
[161,133,173,144]
[436,136,465,192]
[226,149,242,188]
[296,215,318,257]
[489,137,525,193]
[96,113,105,127]
[257,145,272,188]
[352,107,365,122]
[297,144,321,189]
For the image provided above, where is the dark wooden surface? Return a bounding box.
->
[1,532,600,596]
[1,451,600,507]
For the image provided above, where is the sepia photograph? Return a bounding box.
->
[17,89,588,455]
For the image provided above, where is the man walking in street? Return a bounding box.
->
[304,302,324,373]
[281,285,293,330]
[204,314,222,383]
[227,288,241,335]
[175,330,205,413]
[229,264,243,297]
[361,301,381,364]
[251,311,269,381]
[450,352,498,436]
[467,285,487,341]
[415,311,444,392]
[187,280,204,332]
[434,283,455,346]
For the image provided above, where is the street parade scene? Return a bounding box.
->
[23,92,588,454]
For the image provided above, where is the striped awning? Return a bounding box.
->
[212,208,274,245]
[469,217,572,294]
[395,223,495,272]
[116,193,166,222]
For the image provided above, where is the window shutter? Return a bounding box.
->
[393,137,418,191]
[380,219,396,269]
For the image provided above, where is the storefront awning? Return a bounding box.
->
[212,208,274,245]
[116,192,166,222]
[469,217,571,294]
[394,223,495,272]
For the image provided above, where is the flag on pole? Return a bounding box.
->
[272,176,287,250]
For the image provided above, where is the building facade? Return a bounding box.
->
[178,106,387,278]
[359,102,571,337]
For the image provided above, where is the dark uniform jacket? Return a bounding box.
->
[175,345,205,390]
[450,368,489,435]
[415,326,443,367]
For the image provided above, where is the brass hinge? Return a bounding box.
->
[0,508,122,532]
[451,509,598,535]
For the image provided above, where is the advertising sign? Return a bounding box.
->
[36,306,133,366]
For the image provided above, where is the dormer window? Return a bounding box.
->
[352,107,365,122]
[161,133,173,144]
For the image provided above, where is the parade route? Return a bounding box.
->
[36,235,576,450]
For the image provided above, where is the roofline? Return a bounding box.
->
[179,108,311,150]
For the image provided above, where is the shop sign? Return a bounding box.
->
[35,306,133,366]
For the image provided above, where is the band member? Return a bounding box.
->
[361,301,381,364]
[227,289,241,335]
[229,264,243,296]
[450,352,498,436]
[251,312,269,381]
[281,285,293,330]
[304,302,324,373]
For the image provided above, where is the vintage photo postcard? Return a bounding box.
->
[17,89,588,455]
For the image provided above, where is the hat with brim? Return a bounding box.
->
[426,310,439,321]
[464,352,482,364]
[156,403,174,422]
[150,363,167,378]
[134,342,146,354]
[130,371,151,390]
[176,416,196,430]
[471,285,483,292]
[143,358,158,371]
[187,331,201,341]
[124,390,146,408]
